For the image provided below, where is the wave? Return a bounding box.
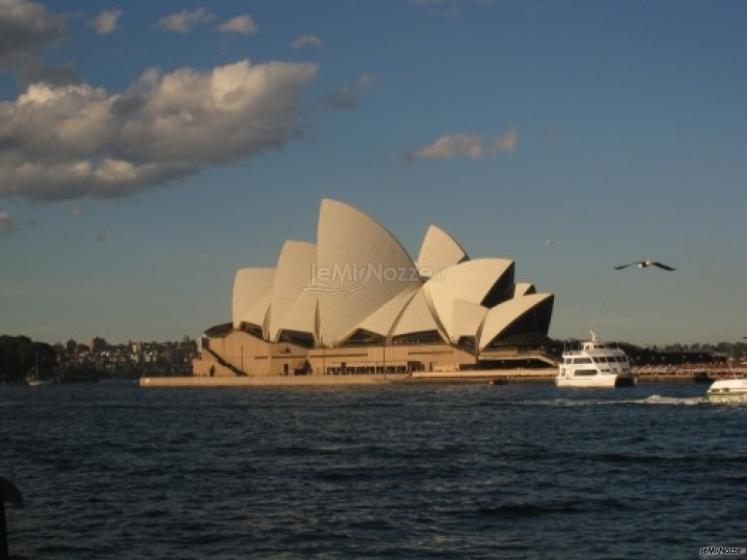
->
[638,394,705,406]
[501,394,706,407]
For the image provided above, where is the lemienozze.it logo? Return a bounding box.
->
[699,546,746,558]
[302,262,443,298]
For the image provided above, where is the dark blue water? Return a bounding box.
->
[1,382,745,559]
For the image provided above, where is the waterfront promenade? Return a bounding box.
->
[140,364,745,388]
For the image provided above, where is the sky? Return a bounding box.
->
[0,0,745,346]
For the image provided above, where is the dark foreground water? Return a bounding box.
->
[1,382,745,559]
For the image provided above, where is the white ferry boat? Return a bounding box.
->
[706,379,747,404]
[556,332,636,388]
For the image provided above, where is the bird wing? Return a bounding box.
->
[651,262,676,271]
[614,262,638,270]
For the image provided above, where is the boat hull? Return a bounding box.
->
[707,392,747,404]
[556,374,636,389]
[556,374,617,388]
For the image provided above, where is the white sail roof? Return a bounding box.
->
[232,268,275,329]
[277,292,318,339]
[246,293,273,337]
[514,282,536,297]
[316,199,421,346]
[478,293,554,351]
[352,286,420,338]
[424,258,513,339]
[268,240,317,340]
[450,299,488,342]
[391,287,442,336]
[225,200,554,351]
[416,225,469,278]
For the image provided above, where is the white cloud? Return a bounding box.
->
[0,58,318,200]
[217,14,258,35]
[323,74,377,111]
[406,128,517,161]
[93,9,122,35]
[0,0,66,66]
[291,34,323,49]
[0,210,15,236]
[157,8,212,34]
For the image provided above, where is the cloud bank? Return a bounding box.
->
[405,129,517,161]
[0,59,318,200]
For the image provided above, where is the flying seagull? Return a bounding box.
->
[614,260,676,271]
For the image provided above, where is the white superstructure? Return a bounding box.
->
[707,379,747,404]
[556,332,636,388]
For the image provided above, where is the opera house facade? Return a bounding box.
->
[193,199,554,377]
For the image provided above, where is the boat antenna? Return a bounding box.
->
[590,330,597,343]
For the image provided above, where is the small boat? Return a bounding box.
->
[706,378,747,404]
[489,377,508,386]
[556,331,636,388]
[24,373,51,386]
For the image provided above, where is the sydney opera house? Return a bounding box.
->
[193,199,554,377]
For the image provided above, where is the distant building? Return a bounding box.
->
[193,200,555,377]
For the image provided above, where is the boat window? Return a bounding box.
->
[575,369,597,376]
[573,358,592,364]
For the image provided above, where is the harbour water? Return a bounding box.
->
[1,382,745,559]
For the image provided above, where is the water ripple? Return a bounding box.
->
[1,382,744,559]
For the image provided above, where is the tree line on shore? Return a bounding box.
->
[0,335,57,384]
[0,333,196,384]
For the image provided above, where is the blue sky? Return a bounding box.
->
[0,0,745,345]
